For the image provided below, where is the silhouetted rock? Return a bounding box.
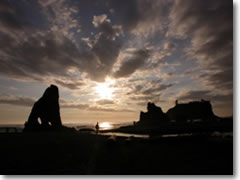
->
[167,99,215,123]
[138,102,169,126]
[138,100,216,126]
[23,84,63,132]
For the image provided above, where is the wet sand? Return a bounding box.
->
[0,131,233,175]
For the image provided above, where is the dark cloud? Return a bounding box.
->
[0,0,233,118]
[0,0,83,83]
[199,69,233,90]
[0,0,23,29]
[0,32,80,81]
[109,0,138,32]
[0,8,122,85]
[95,99,115,105]
[113,49,150,78]
[108,0,172,34]
[163,41,176,52]
[0,10,21,30]
[90,27,122,81]
[169,0,232,91]
[92,14,118,37]
[0,0,174,86]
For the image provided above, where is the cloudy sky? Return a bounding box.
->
[0,0,233,125]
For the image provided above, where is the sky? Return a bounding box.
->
[0,0,233,125]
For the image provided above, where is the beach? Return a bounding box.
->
[0,130,233,175]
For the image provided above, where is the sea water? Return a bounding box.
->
[0,122,131,133]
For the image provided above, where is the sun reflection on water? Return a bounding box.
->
[99,122,113,130]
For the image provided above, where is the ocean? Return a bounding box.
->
[0,121,132,134]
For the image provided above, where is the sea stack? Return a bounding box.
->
[138,102,169,126]
[166,99,216,123]
[138,100,216,126]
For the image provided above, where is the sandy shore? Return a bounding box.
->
[0,131,233,175]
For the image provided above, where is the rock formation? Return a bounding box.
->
[138,102,169,125]
[24,84,63,132]
[166,99,215,123]
[138,100,216,125]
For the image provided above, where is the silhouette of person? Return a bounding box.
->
[175,100,178,106]
[24,84,62,131]
[95,122,99,134]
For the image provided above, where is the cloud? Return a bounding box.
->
[126,79,171,95]
[176,90,232,106]
[0,4,123,85]
[88,106,133,113]
[0,0,176,86]
[168,0,232,91]
[0,1,84,84]
[38,0,81,39]
[163,41,176,53]
[92,14,122,39]
[92,14,111,28]
[0,0,34,32]
[142,84,173,95]
[38,0,57,7]
[124,79,173,107]
[61,99,133,112]
[0,31,80,81]
[177,90,213,101]
[54,79,85,90]
[108,0,172,36]
[0,94,132,112]
[95,99,115,105]
[130,94,161,103]
[0,0,233,118]
[59,99,90,109]
[140,40,179,70]
[89,26,122,81]
[113,49,150,78]
[0,4,21,30]
[0,94,36,107]
[199,69,233,91]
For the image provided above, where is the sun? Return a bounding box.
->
[95,78,115,99]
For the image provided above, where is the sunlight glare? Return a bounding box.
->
[95,78,115,99]
[99,122,113,130]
